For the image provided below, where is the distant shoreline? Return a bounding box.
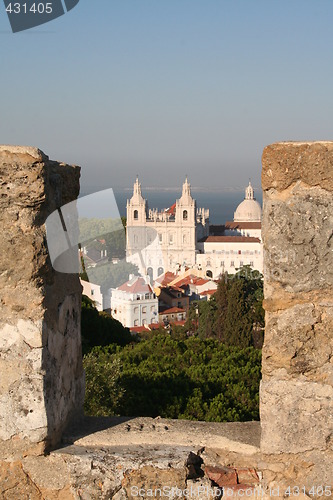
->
[79,187,263,226]
[80,185,262,195]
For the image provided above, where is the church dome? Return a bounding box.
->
[233,182,262,222]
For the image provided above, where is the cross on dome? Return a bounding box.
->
[133,176,142,197]
[182,176,191,197]
[245,181,254,200]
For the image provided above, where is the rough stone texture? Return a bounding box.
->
[261,141,333,490]
[262,141,333,192]
[0,417,262,499]
[0,145,84,453]
[2,142,333,497]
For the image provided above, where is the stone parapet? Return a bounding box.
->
[0,146,84,454]
[260,142,333,489]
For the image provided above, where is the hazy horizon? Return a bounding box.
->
[80,182,262,194]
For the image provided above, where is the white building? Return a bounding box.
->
[111,275,158,328]
[197,182,263,278]
[126,177,209,281]
[80,279,104,311]
[196,235,262,278]
[125,178,263,281]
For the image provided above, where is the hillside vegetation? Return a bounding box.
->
[82,267,264,421]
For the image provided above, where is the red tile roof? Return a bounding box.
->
[200,289,217,296]
[155,271,177,286]
[165,202,176,215]
[200,236,261,243]
[129,325,149,333]
[118,276,153,294]
[130,323,160,333]
[172,275,210,287]
[160,307,186,314]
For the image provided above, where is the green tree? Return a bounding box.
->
[81,295,133,355]
[214,277,229,340]
[221,277,253,348]
[82,333,262,422]
[83,347,124,416]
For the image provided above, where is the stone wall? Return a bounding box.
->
[260,142,333,488]
[1,142,332,497]
[0,145,84,454]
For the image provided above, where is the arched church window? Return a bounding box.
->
[183,210,188,220]
[134,210,138,220]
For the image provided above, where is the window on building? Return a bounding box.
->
[91,289,94,296]
[250,261,254,267]
[183,210,188,220]
[240,261,243,267]
[231,261,235,267]
[134,319,139,326]
[220,261,224,267]
[151,306,155,312]
[134,210,138,220]
[178,302,181,308]
[142,306,147,314]
[159,233,162,242]
[238,250,241,254]
[169,233,173,244]
[183,234,187,244]
[134,307,139,313]
[145,293,150,300]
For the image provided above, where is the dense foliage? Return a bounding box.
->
[84,348,124,416]
[84,332,261,421]
[82,266,264,421]
[187,266,264,348]
[81,295,132,355]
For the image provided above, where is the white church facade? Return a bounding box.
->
[126,177,209,281]
[126,178,263,280]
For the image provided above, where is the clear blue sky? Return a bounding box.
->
[1,0,332,190]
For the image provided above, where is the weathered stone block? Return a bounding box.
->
[263,303,333,384]
[0,145,84,453]
[262,141,333,192]
[261,379,333,455]
[262,184,333,292]
[260,141,333,488]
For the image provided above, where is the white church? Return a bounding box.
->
[126,177,262,280]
